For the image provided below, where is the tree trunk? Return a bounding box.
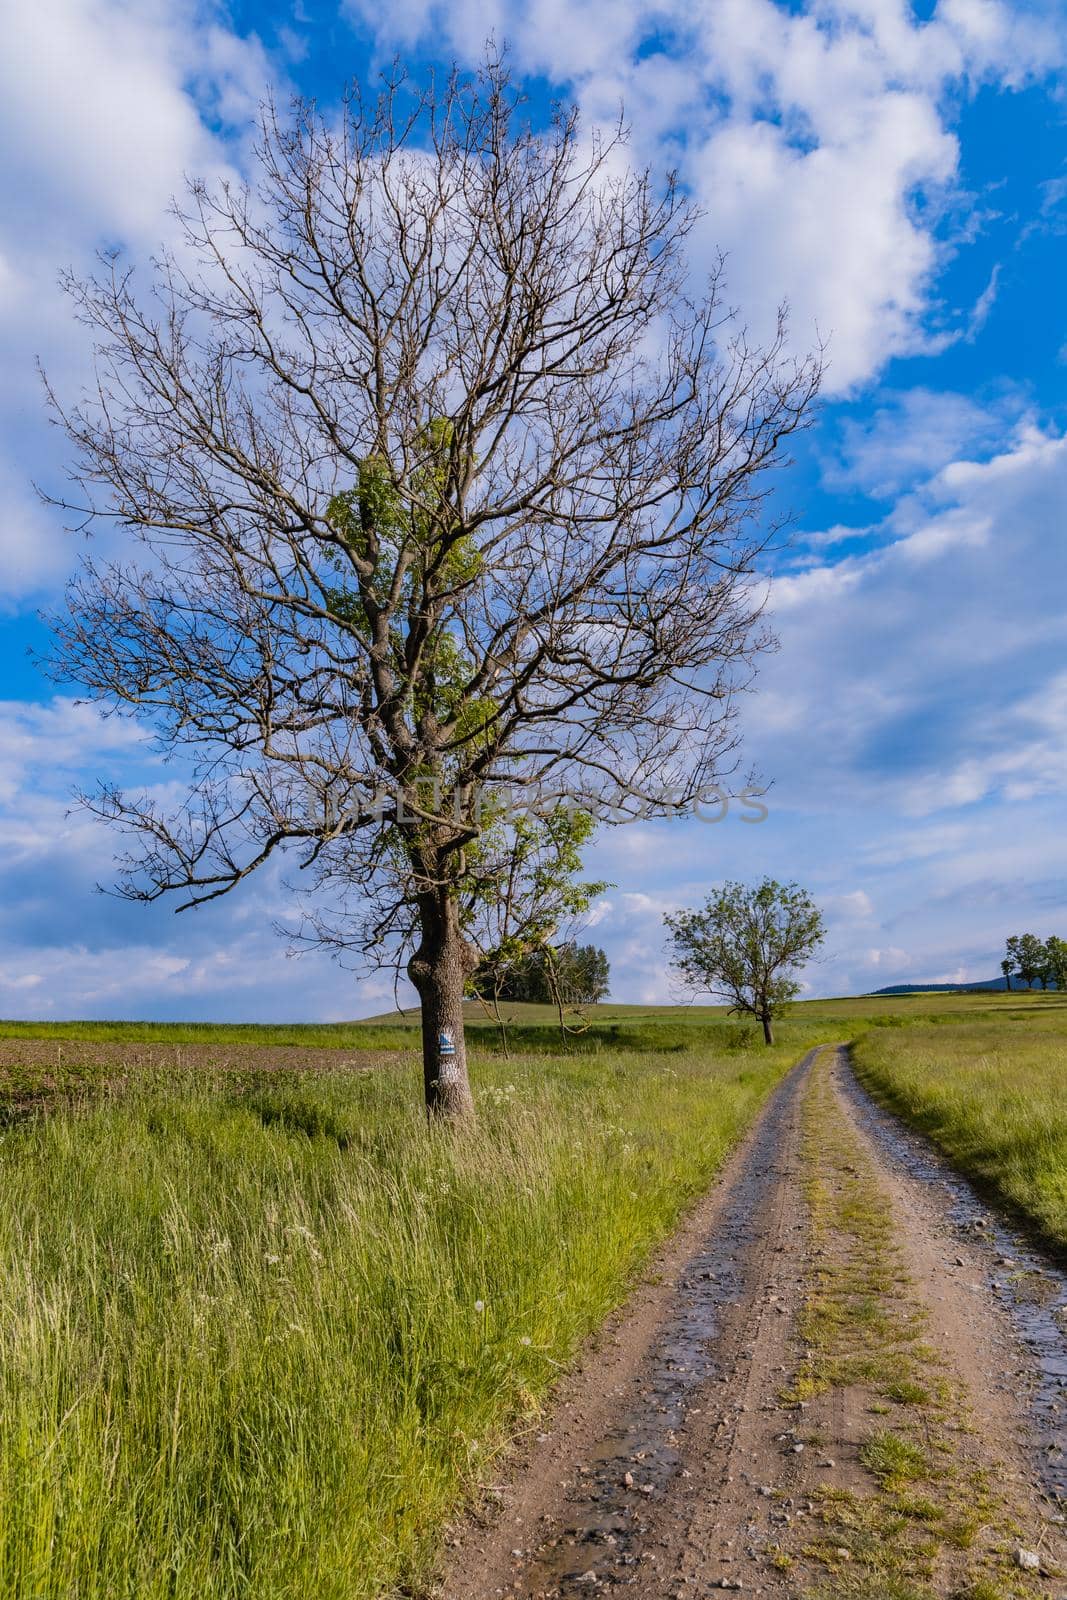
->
[408,891,476,1120]
[761,1011,774,1045]
[490,988,510,1059]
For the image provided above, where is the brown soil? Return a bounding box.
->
[439,1046,1066,1599]
[0,1037,408,1116]
[0,1037,404,1076]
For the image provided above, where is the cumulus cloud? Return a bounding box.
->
[0,468,72,602]
[822,386,1026,498]
[344,0,1066,391]
[751,423,1067,813]
[719,419,1067,991]
[0,0,277,604]
[561,412,1067,1002]
[4,3,256,249]
[0,698,151,800]
[0,695,401,1021]
[0,930,402,1023]
[8,370,1063,1015]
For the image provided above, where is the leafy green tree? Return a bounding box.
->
[1044,936,1067,993]
[47,59,818,1118]
[488,941,611,1005]
[559,944,611,1005]
[538,940,611,1039]
[664,879,825,1045]
[483,953,543,1004]
[1003,935,1021,992]
[466,808,608,1052]
[1015,934,1046,991]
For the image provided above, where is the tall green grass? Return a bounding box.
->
[851,1017,1067,1252]
[0,1041,807,1598]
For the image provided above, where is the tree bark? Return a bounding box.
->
[408,891,477,1120]
[761,1011,774,1045]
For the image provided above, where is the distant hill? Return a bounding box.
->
[868,978,1044,996]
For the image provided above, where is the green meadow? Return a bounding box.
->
[0,1022,815,1600]
[1,990,1065,1595]
[851,1007,1067,1253]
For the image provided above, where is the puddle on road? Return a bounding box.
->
[511,1050,816,1598]
[839,1059,1067,1508]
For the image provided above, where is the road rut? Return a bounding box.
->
[441,1046,1067,1599]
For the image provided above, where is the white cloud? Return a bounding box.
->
[751,423,1067,816]
[0,0,277,605]
[823,386,1025,497]
[0,698,150,802]
[0,935,400,1021]
[862,946,911,971]
[578,414,1067,1001]
[826,889,876,922]
[967,263,1001,338]
[344,0,1066,392]
[685,89,955,389]
[0,693,404,1021]
[0,467,71,601]
[2,1,267,243]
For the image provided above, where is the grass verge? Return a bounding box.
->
[851,1019,1067,1254]
[0,1039,806,1599]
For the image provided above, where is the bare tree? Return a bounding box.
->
[46,55,820,1118]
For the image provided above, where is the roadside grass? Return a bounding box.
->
[0,1036,811,1600]
[851,1019,1067,1253]
[785,1051,1044,1600]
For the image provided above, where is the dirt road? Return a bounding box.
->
[442,1046,1067,1599]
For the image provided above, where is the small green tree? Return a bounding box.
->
[483,951,547,1003]
[539,940,612,1039]
[1015,933,1046,991]
[1044,936,1067,993]
[491,941,610,1005]
[1004,935,1021,992]
[466,808,608,1053]
[560,943,611,1005]
[664,878,825,1045]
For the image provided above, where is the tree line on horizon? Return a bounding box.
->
[474,941,610,1007]
[1000,934,1067,991]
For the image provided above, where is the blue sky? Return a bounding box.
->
[2,0,1067,1018]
